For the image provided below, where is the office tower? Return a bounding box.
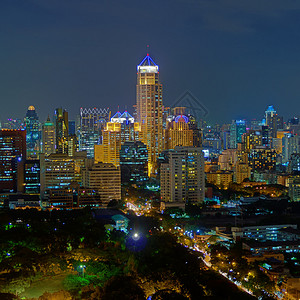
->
[120,141,148,183]
[2,119,24,130]
[230,120,246,148]
[160,146,205,205]
[97,111,140,166]
[165,109,201,150]
[24,106,41,158]
[40,153,75,196]
[242,130,262,151]
[234,161,251,184]
[55,108,68,154]
[79,107,109,158]
[42,116,56,156]
[82,162,121,206]
[261,126,270,147]
[136,53,163,175]
[165,115,193,149]
[289,153,300,174]
[265,105,283,138]
[0,129,26,192]
[24,159,40,194]
[248,147,277,171]
[288,176,300,202]
[67,134,78,157]
[68,120,76,135]
[206,171,233,189]
[282,133,300,163]
[48,183,102,209]
[110,111,140,142]
[223,131,231,150]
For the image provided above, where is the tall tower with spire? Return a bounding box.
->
[136,53,163,175]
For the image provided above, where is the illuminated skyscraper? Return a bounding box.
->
[55,108,68,154]
[136,53,163,175]
[0,129,26,192]
[96,111,140,166]
[230,120,246,149]
[24,106,41,158]
[160,146,205,204]
[42,116,56,156]
[79,107,109,158]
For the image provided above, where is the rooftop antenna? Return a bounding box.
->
[147,44,150,56]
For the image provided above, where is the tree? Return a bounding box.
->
[101,275,146,300]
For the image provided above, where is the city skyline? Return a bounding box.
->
[1,1,300,123]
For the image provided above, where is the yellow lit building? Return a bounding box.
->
[42,116,55,156]
[166,115,193,149]
[136,53,163,175]
[96,111,140,167]
[206,170,233,189]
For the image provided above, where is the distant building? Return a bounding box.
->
[289,153,300,174]
[119,141,148,183]
[165,112,198,149]
[230,120,246,149]
[234,161,251,184]
[282,133,299,164]
[40,153,75,195]
[160,146,205,205]
[82,162,121,206]
[248,147,277,171]
[99,111,140,167]
[55,108,69,154]
[0,129,26,192]
[206,170,233,189]
[24,159,40,194]
[42,116,56,156]
[47,185,102,209]
[24,106,41,158]
[79,107,109,158]
[288,176,300,202]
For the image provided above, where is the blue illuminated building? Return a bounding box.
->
[0,129,26,192]
[24,159,40,194]
[24,106,41,158]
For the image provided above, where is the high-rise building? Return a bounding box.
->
[165,114,194,149]
[0,129,26,192]
[82,162,121,206]
[40,153,75,196]
[265,105,283,138]
[248,147,277,171]
[55,108,68,154]
[242,130,262,151]
[42,116,56,156]
[230,120,246,149]
[24,159,40,194]
[160,146,205,205]
[24,106,41,158]
[119,141,148,183]
[2,119,24,130]
[79,107,109,158]
[289,153,300,174]
[97,111,140,167]
[136,53,163,175]
[288,176,300,202]
[282,133,299,164]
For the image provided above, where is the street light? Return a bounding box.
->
[78,265,86,278]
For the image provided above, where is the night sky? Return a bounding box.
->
[1,0,300,124]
